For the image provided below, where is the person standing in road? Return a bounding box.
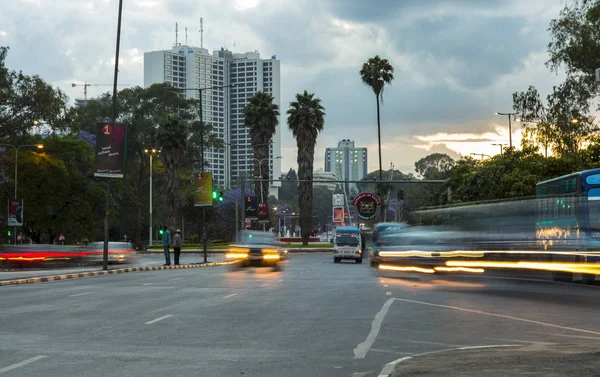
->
[162,226,172,266]
[173,229,182,265]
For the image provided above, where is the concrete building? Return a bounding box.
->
[324,139,368,195]
[143,43,281,196]
[313,168,337,191]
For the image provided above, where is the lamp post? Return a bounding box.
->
[470,153,491,159]
[254,156,281,231]
[495,112,518,149]
[0,143,44,244]
[144,148,160,246]
[491,143,507,155]
[179,83,234,263]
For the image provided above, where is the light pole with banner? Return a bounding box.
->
[1,143,44,244]
[253,156,281,231]
[144,148,160,246]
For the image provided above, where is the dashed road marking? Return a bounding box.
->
[222,293,238,299]
[145,314,173,325]
[68,292,94,297]
[384,285,388,287]
[0,355,47,375]
[142,283,154,286]
[354,298,395,358]
[386,292,392,296]
[260,284,271,287]
[168,278,182,281]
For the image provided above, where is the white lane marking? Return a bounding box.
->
[354,298,395,358]
[68,292,94,297]
[394,298,600,336]
[144,314,173,325]
[260,284,270,287]
[222,293,238,299]
[384,285,388,287]
[378,357,412,376]
[0,355,47,375]
[386,292,392,296]
[277,279,283,282]
[142,283,154,286]
[168,278,182,281]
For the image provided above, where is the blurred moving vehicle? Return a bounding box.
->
[226,231,285,270]
[371,222,410,247]
[0,242,138,265]
[333,226,365,263]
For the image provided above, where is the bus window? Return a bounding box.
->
[588,188,600,230]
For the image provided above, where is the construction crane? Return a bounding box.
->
[71,82,130,104]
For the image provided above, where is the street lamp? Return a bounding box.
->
[178,83,234,263]
[144,148,160,246]
[0,143,44,243]
[470,153,491,159]
[254,156,281,231]
[495,112,518,149]
[491,143,507,155]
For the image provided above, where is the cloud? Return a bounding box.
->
[0,0,568,179]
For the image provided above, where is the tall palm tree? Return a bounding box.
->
[243,91,280,204]
[287,90,325,245]
[157,114,189,229]
[360,55,394,182]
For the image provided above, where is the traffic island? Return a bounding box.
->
[0,261,236,286]
[385,343,600,377]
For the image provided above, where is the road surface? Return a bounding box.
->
[1,253,599,376]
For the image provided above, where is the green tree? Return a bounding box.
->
[287,91,325,245]
[157,115,189,229]
[244,91,280,203]
[279,168,299,203]
[414,153,455,179]
[0,46,70,139]
[312,186,333,227]
[360,55,394,182]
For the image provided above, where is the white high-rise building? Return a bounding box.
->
[324,139,368,195]
[143,44,281,196]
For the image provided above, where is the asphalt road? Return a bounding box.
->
[1,253,600,376]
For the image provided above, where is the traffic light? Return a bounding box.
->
[399,190,405,201]
[7,230,11,237]
[212,190,224,202]
[159,227,164,236]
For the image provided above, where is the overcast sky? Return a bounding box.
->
[1,0,570,175]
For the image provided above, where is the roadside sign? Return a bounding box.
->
[194,172,213,207]
[7,199,23,226]
[332,194,344,206]
[258,202,269,221]
[94,123,128,178]
[333,206,344,222]
[352,192,381,220]
[245,196,258,219]
[58,234,66,241]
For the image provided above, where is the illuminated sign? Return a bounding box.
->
[352,192,381,220]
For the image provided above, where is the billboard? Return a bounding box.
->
[8,199,23,226]
[352,192,381,220]
[333,206,344,222]
[245,196,258,219]
[194,172,213,207]
[94,123,128,178]
[258,202,269,221]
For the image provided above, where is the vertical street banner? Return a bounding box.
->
[258,202,269,221]
[245,196,258,219]
[7,199,23,226]
[194,172,213,207]
[333,206,344,223]
[94,123,128,178]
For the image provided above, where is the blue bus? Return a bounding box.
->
[536,168,600,283]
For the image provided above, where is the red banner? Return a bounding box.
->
[258,202,269,221]
[333,206,344,222]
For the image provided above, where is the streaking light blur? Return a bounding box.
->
[446,260,600,275]
[434,266,484,273]
[378,264,436,274]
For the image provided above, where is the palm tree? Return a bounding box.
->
[360,55,394,182]
[157,114,189,229]
[244,91,280,204]
[287,90,325,245]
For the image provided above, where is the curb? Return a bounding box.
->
[288,249,332,253]
[0,261,236,287]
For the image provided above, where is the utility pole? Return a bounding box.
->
[103,0,124,271]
